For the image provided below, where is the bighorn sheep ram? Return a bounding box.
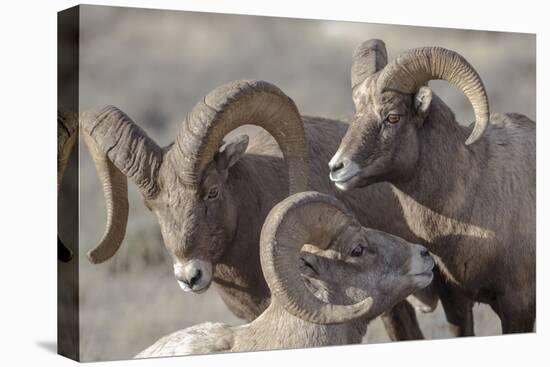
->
[136,191,434,357]
[329,40,536,333]
[64,80,424,339]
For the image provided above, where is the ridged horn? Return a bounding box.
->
[80,106,163,263]
[58,109,78,191]
[171,80,308,194]
[377,46,489,145]
[351,39,388,111]
[260,191,374,324]
[57,109,78,262]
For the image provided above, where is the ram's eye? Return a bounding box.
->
[386,113,401,124]
[206,186,219,200]
[350,245,365,257]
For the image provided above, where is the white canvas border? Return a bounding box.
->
[0,1,546,366]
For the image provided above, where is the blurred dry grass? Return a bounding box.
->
[63,4,535,361]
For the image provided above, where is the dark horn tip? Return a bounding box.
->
[87,255,101,264]
[57,236,73,263]
[86,249,107,264]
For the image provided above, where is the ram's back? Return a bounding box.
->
[135,322,234,358]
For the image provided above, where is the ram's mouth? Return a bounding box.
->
[329,169,359,184]
[414,271,434,279]
[329,159,371,191]
[177,280,192,292]
[330,171,361,191]
[177,280,212,294]
[416,259,435,276]
[412,261,435,288]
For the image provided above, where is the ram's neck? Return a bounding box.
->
[231,300,366,352]
[390,96,489,248]
[213,154,288,321]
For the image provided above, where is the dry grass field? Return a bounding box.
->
[58,5,534,361]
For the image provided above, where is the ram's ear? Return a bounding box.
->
[215,134,249,173]
[414,86,433,123]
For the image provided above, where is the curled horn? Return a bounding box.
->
[79,106,163,263]
[377,46,489,145]
[260,191,374,324]
[58,110,78,191]
[351,39,388,111]
[171,80,309,194]
[57,109,78,262]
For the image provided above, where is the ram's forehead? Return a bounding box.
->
[364,228,397,244]
[155,162,199,193]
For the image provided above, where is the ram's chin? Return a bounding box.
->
[334,173,383,191]
[191,285,210,294]
[412,272,434,289]
[334,177,359,191]
[331,163,389,191]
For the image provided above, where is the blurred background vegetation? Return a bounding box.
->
[59,4,535,361]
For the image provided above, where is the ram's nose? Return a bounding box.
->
[419,246,430,259]
[173,259,213,293]
[410,244,434,275]
[328,158,347,175]
[175,268,202,288]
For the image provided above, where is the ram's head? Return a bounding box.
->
[260,191,434,324]
[63,81,309,293]
[329,40,489,190]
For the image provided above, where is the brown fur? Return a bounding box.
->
[135,213,433,357]
[143,114,427,339]
[331,71,536,333]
